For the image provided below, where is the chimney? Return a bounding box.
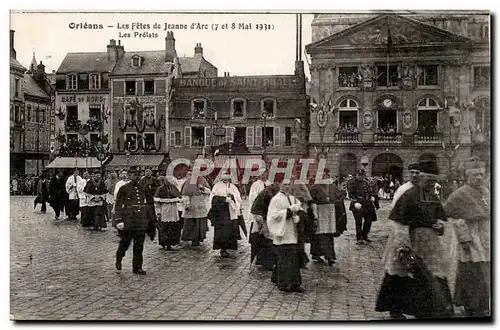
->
[165,31,176,62]
[116,39,125,60]
[10,30,16,59]
[36,61,47,82]
[194,42,203,57]
[107,39,117,61]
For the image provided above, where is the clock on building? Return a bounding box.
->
[383,99,393,108]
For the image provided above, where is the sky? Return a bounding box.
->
[10,11,314,77]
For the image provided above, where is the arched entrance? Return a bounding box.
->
[339,153,357,180]
[372,153,403,182]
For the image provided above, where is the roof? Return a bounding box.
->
[179,57,201,73]
[10,57,26,71]
[57,52,116,73]
[111,51,173,75]
[106,154,167,168]
[306,14,473,52]
[46,157,101,169]
[23,74,50,99]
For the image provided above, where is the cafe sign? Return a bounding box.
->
[61,94,106,104]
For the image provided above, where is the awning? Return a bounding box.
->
[106,154,168,169]
[46,157,101,169]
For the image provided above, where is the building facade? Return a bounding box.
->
[306,12,490,182]
[10,30,27,175]
[170,61,308,163]
[23,56,54,175]
[53,40,118,167]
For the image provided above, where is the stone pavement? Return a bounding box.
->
[9,196,451,321]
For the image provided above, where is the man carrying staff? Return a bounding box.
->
[114,166,156,275]
[443,157,490,317]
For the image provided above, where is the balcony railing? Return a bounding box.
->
[334,132,361,143]
[414,133,443,143]
[374,132,403,143]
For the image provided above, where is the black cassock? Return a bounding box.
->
[209,196,239,250]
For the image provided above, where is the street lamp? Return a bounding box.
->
[261,111,268,161]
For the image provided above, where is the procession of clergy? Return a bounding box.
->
[61,155,489,318]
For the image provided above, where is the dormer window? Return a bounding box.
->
[89,74,100,90]
[132,55,141,68]
[67,74,77,90]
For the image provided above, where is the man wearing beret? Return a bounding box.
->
[348,169,379,245]
[114,166,155,275]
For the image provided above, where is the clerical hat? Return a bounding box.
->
[418,160,439,175]
[408,163,420,171]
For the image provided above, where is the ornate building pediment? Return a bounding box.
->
[306,14,473,52]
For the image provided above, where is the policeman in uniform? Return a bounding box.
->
[115,166,155,275]
[348,169,379,245]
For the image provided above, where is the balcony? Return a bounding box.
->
[87,118,103,132]
[374,132,403,144]
[334,132,361,144]
[65,118,82,132]
[413,132,443,144]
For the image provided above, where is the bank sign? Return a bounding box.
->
[174,76,299,89]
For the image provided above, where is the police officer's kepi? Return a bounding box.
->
[129,165,141,173]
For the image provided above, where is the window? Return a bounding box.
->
[132,56,140,67]
[171,131,181,146]
[416,98,439,136]
[285,127,292,146]
[66,133,78,142]
[89,107,101,120]
[14,106,20,123]
[474,66,490,89]
[89,133,99,146]
[124,104,138,122]
[261,98,276,118]
[192,99,206,119]
[377,65,399,87]
[418,65,438,86]
[41,109,46,124]
[474,98,490,139]
[89,74,100,90]
[481,24,489,40]
[232,99,246,118]
[66,105,78,121]
[67,74,77,90]
[377,110,397,133]
[262,127,274,147]
[143,105,155,123]
[125,81,136,95]
[144,80,155,95]
[15,78,20,97]
[338,67,359,87]
[125,133,137,150]
[191,127,205,147]
[338,98,359,132]
[234,127,246,144]
[27,105,32,122]
[144,133,156,150]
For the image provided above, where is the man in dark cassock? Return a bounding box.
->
[84,170,108,231]
[309,169,346,265]
[49,171,67,220]
[115,166,156,275]
[375,159,453,319]
[250,183,280,270]
[140,167,160,234]
[208,178,242,258]
[348,169,379,245]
